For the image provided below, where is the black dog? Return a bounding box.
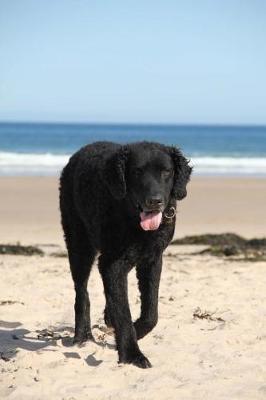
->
[59,141,192,368]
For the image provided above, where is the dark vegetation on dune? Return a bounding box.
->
[0,233,266,261]
[172,233,266,261]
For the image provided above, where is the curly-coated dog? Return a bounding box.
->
[59,141,192,368]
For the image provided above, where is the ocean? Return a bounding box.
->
[0,122,266,176]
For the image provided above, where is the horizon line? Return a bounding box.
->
[0,120,266,129]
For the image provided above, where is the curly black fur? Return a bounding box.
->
[59,141,192,368]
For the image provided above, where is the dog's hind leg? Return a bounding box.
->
[103,304,112,328]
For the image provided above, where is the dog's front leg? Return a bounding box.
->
[134,253,163,340]
[99,255,152,369]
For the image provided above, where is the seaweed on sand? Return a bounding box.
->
[0,243,44,256]
[172,233,266,261]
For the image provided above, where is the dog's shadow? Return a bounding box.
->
[0,320,51,361]
[0,320,115,365]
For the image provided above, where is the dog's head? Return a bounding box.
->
[104,142,192,230]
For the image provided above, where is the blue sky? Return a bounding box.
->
[0,0,266,124]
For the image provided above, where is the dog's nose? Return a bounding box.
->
[145,197,163,208]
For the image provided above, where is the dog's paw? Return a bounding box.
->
[134,318,157,340]
[131,353,152,369]
[73,330,93,345]
[119,351,152,369]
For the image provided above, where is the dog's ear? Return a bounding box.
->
[104,146,128,199]
[168,146,192,200]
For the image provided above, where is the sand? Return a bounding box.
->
[0,176,266,399]
[0,176,265,246]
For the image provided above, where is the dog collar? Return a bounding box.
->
[163,206,176,222]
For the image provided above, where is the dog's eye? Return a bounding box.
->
[161,169,173,178]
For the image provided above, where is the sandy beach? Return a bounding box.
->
[1,176,266,399]
[0,176,265,245]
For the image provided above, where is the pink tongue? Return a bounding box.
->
[140,211,163,231]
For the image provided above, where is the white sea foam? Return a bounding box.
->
[191,157,266,175]
[0,152,70,175]
[0,152,266,176]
